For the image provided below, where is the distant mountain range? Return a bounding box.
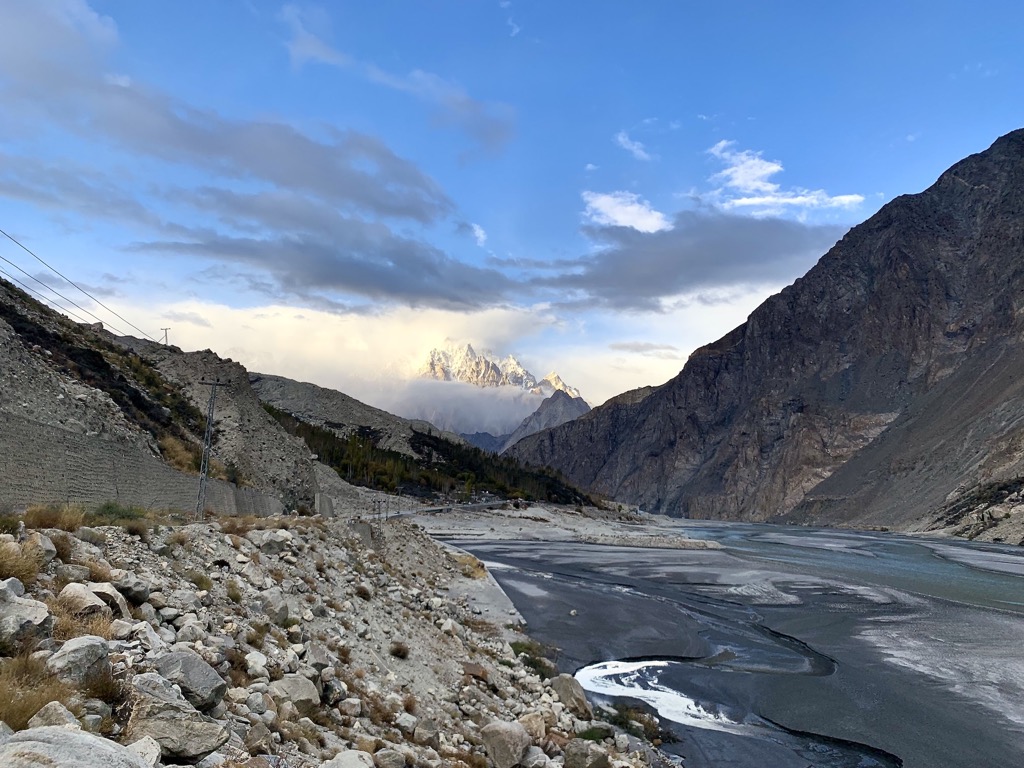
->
[420,343,583,399]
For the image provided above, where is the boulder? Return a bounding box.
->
[243,720,275,755]
[0,726,149,768]
[246,529,292,555]
[373,748,406,768]
[321,750,375,768]
[549,674,593,719]
[339,697,362,717]
[154,649,228,711]
[269,674,320,717]
[518,711,546,741]
[126,736,162,768]
[481,721,533,768]
[57,583,112,619]
[394,710,417,734]
[260,587,290,626]
[564,739,610,768]
[521,746,552,768]
[55,563,92,583]
[125,672,229,762]
[28,700,80,728]
[0,580,53,653]
[114,572,151,604]
[23,532,57,565]
[414,717,440,748]
[46,634,110,685]
[87,581,132,620]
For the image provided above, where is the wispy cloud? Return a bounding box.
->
[507,18,521,36]
[615,130,651,161]
[471,223,488,247]
[609,341,682,359]
[708,140,864,215]
[582,191,671,234]
[280,4,515,152]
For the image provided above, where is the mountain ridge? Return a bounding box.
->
[509,128,1024,540]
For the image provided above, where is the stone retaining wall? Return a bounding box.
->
[0,412,283,516]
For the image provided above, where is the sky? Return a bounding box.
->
[1,0,1023,422]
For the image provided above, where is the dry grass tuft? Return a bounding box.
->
[166,528,190,547]
[0,544,44,587]
[49,532,75,563]
[226,579,243,603]
[23,504,85,532]
[159,435,201,474]
[46,595,114,642]
[453,553,487,580]
[85,560,113,582]
[187,569,213,591]
[0,652,76,731]
[219,515,258,535]
[389,641,410,660]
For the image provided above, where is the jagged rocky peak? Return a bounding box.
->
[419,342,581,397]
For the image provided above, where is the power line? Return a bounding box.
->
[0,250,126,334]
[0,226,159,342]
[0,265,97,327]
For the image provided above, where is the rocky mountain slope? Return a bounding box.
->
[250,373,465,458]
[0,509,662,767]
[510,129,1024,540]
[500,392,591,455]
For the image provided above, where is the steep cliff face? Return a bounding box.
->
[500,389,591,454]
[510,129,1024,527]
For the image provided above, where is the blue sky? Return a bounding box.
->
[1,0,1022,413]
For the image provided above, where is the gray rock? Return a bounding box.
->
[126,736,163,768]
[46,634,110,685]
[260,587,290,626]
[0,726,149,767]
[521,746,551,768]
[549,674,593,720]
[0,580,53,653]
[125,672,229,762]
[23,532,57,565]
[56,563,92,583]
[246,529,292,555]
[481,721,532,768]
[175,620,208,644]
[373,748,406,768]
[28,700,80,728]
[394,710,417,734]
[75,527,108,546]
[114,572,151,604]
[269,673,320,717]
[154,649,228,711]
[87,581,132,620]
[518,711,546,741]
[321,750,375,768]
[244,720,275,754]
[564,739,610,768]
[305,641,332,671]
[57,583,112,619]
[414,717,440,748]
[339,697,362,717]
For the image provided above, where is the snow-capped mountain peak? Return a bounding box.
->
[418,343,578,397]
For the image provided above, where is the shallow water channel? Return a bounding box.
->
[446,522,1024,768]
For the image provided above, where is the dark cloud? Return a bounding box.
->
[537,210,846,311]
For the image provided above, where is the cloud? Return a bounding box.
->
[281,4,515,152]
[471,224,488,247]
[608,341,682,359]
[162,310,212,327]
[614,130,651,161]
[381,379,542,435]
[507,18,521,37]
[708,140,864,214]
[581,191,671,234]
[584,163,598,171]
[543,209,845,311]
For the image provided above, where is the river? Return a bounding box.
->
[445,522,1024,768]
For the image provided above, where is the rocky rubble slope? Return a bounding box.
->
[0,513,665,768]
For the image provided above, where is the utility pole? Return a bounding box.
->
[161,328,170,345]
[195,379,227,521]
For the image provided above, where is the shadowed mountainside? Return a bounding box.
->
[510,129,1024,536]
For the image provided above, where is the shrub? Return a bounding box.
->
[453,553,487,579]
[354,584,372,601]
[510,639,556,678]
[86,560,112,582]
[388,641,410,659]
[81,665,125,705]
[0,544,44,587]
[87,502,146,524]
[23,504,84,532]
[187,570,213,591]
[0,512,20,535]
[167,529,190,547]
[0,652,75,731]
[226,579,243,603]
[49,532,74,563]
[219,516,257,535]
[402,692,417,713]
[122,519,151,542]
[159,435,201,473]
